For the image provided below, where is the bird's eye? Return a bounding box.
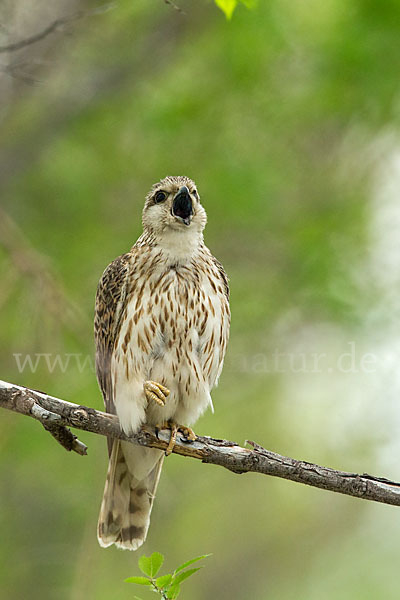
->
[192,189,198,198]
[154,191,167,203]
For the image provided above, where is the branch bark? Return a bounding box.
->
[1,378,400,506]
[0,4,115,54]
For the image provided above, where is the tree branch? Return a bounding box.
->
[1,378,400,506]
[0,3,115,54]
[163,0,185,14]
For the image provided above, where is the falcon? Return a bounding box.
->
[95,176,230,550]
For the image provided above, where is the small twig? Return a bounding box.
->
[30,402,87,455]
[1,379,400,507]
[9,390,88,455]
[0,3,116,54]
[163,0,185,15]
[42,421,88,455]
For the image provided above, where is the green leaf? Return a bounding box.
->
[166,583,181,599]
[173,568,201,585]
[138,552,164,578]
[214,0,237,19]
[156,574,173,588]
[124,576,152,586]
[174,554,211,574]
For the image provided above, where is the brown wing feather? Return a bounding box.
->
[211,255,230,301]
[94,253,131,437]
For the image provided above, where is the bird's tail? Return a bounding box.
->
[97,440,164,551]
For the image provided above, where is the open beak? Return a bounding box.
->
[172,186,193,226]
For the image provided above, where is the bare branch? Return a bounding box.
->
[0,3,116,54]
[1,378,400,506]
[0,382,88,455]
[163,0,185,15]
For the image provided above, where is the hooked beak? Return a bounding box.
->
[172,186,193,226]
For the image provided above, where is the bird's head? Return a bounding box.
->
[142,176,207,237]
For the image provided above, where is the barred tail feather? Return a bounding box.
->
[97,440,164,551]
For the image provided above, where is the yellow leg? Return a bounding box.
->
[143,381,170,407]
[155,420,196,456]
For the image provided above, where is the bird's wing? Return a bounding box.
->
[200,252,231,390]
[212,255,230,303]
[95,249,165,552]
[94,252,132,418]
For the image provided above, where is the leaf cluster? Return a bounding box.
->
[125,552,210,599]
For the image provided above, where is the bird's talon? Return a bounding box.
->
[155,421,196,455]
[179,426,196,442]
[144,380,170,407]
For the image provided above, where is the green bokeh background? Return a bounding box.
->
[1,0,400,598]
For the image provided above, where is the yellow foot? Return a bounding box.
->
[155,420,196,456]
[144,381,170,407]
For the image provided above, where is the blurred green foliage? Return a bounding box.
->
[1,0,400,599]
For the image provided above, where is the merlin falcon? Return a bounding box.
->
[95,176,230,550]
